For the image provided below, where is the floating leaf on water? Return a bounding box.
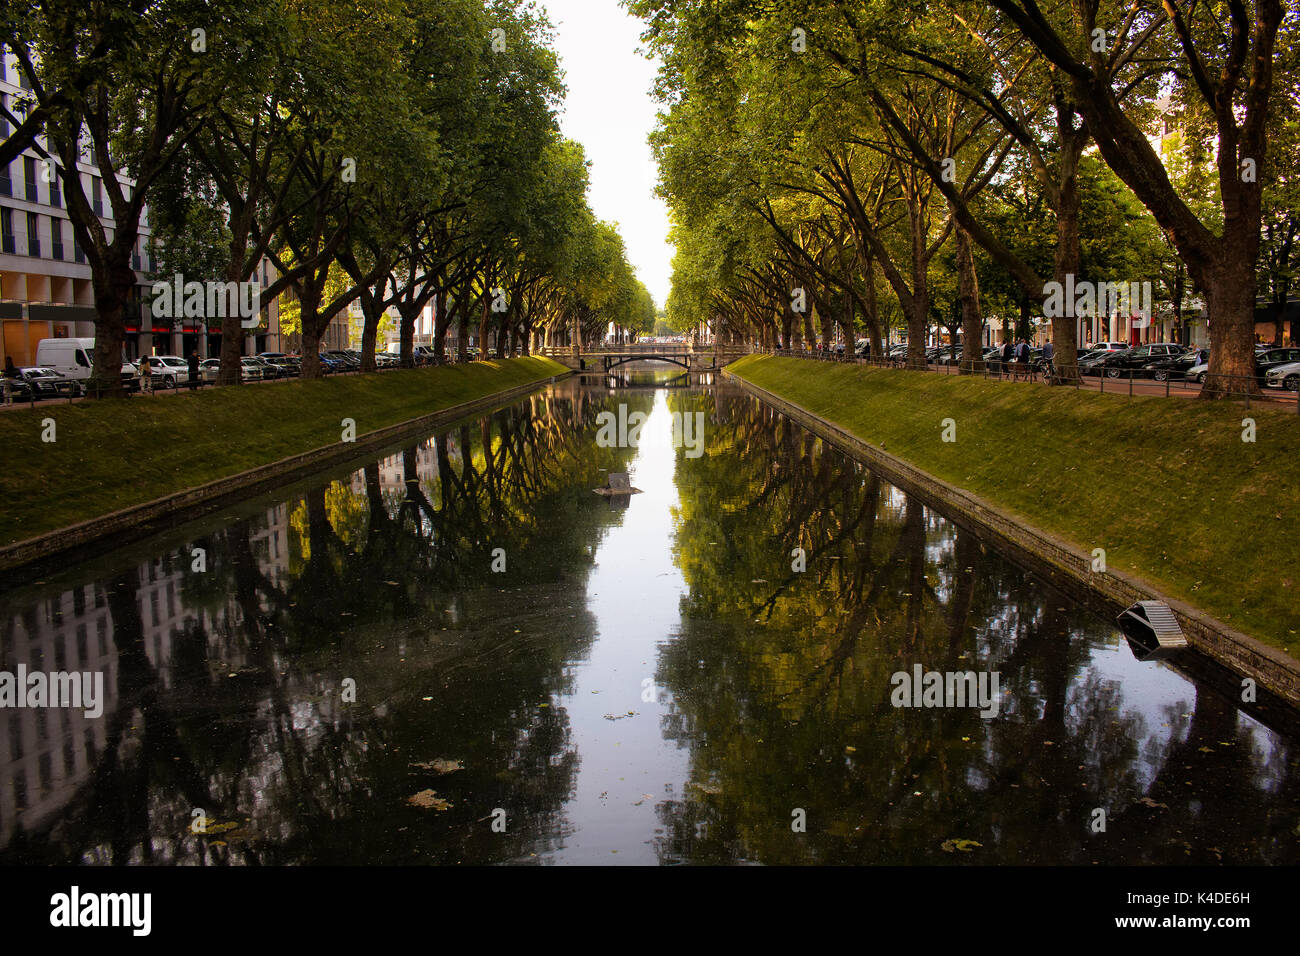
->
[407,789,451,810]
[1138,797,1169,810]
[410,759,463,774]
[941,838,982,853]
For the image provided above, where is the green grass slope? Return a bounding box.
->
[0,356,567,546]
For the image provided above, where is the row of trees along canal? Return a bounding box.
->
[1,0,657,393]
[634,0,1300,397]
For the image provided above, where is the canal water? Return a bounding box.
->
[1,369,1297,865]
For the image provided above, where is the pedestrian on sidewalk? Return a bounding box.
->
[138,355,151,394]
[1000,339,1013,374]
[2,356,17,405]
[187,350,200,390]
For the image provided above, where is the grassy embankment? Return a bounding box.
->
[728,354,1300,655]
[0,356,567,547]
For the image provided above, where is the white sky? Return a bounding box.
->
[540,0,672,310]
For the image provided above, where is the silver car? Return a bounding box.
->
[144,355,191,387]
[1265,360,1300,391]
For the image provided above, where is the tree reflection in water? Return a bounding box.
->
[0,379,1296,865]
[654,389,1300,865]
[1,382,643,864]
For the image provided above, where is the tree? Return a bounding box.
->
[8,0,256,394]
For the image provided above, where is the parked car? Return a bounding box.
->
[1143,348,1207,381]
[1079,350,1116,376]
[326,349,361,370]
[1253,347,1300,386]
[1187,348,1300,387]
[145,355,192,387]
[2,372,38,402]
[1264,360,1300,391]
[19,366,78,397]
[240,357,267,380]
[260,353,300,377]
[1096,343,1188,378]
[198,359,225,384]
[34,337,138,392]
[238,356,275,379]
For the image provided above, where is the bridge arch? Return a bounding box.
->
[601,354,695,372]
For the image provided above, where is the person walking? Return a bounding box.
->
[1000,338,1013,374]
[187,350,200,390]
[2,356,17,405]
[138,355,151,394]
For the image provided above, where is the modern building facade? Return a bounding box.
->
[1,51,350,366]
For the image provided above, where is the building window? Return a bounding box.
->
[26,211,39,257]
[24,156,38,201]
[74,236,85,263]
[0,93,7,137]
[0,208,13,254]
[51,218,63,260]
[49,165,60,207]
[0,161,10,197]
[92,177,103,216]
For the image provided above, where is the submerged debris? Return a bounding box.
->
[407,789,452,810]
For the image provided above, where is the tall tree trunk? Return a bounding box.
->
[433,290,447,359]
[1051,171,1082,382]
[397,305,416,368]
[89,254,134,397]
[300,317,322,379]
[359,276,386,373]
[956,227,985,373]
[219,242,250,385]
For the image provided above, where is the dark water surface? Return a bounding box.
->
[2,370,1297,864]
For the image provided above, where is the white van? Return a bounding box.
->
[35,338,138,392]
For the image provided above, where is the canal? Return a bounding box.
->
[1,368,1297,864]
